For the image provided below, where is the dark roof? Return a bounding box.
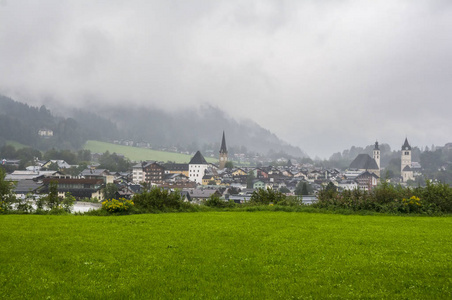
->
[162,163,189,171]
[43,178,104,185]
[79,169,110,177]
[356,170,379,179]
[189,151,208,165]
[13,180,43,194]
[220,131,227,154]
[349,154,379,170]
[374,141,379,150]
[402,138,412,150]
[403,165,412,171]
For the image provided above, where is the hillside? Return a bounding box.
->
[101,104,307,158]
[0,94,307,158]
[84,140,217,163]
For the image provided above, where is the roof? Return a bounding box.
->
[402,138,412,150]
[403,165,412,171]
[184,188,219,199]
[189,151,208,165]
[356,170,380,179]
[13,180,43,194]
[162,163,189,171]
[42,178,104,185]
[79,169,110,177]
[220,131,227,153]
[374,141,379,150]
[349,154,379,170]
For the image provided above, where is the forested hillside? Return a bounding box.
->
[0,95,117,150]
[0,95,307,158]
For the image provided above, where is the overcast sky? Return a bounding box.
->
[1,0,451,158]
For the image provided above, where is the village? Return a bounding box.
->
[2,131,422,205]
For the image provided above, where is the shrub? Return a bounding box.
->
[102,198,134,213]
[132,187,186,212]
[314,180,451,214]
[250,188,291,206]
[204,194,236,208]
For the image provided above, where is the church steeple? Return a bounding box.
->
[373,140,381,174]
[219,131,228,169]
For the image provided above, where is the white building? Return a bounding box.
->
[132,163,145,183]
[189,151,209,184]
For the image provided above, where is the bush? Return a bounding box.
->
[250,188,294,206]
[132,187,190,212]
[204,194,236,208]
[102,198,134,214]
[314,180,450,214]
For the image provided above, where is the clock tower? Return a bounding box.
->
[219,131,228,169]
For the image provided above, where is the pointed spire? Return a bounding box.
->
[220,131,227,154]
[374,140,379,150]
[402,138,411,150]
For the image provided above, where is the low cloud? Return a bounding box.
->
[1,0,451,158]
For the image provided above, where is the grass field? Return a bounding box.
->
[83,140,217,163]
[1,212,451,299]
[5,140,28,150]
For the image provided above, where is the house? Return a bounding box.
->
[41,160,72,170]
[38,129,53,137]
[1,159,20,168]
[143,162,165,184]
[202,174,221,186]
[252,179,267,190]
[337,179,358,191]
[79,168,113,184]
[231,168,247,176]
[41,178,104,200]
[182,188,221,203]
[132,162,146,183]
[189,151,209,184]
[13,179,43,198]
[162,163,189,177]
[5,170,60,182]
[355,171,379,191]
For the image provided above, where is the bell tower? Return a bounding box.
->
[401,137,414,182]
[219,131,228,169]
[373,141,380,170]
[401,138,412,173]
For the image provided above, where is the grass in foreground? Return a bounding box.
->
[1,212,451,299]
[83,140,217,163]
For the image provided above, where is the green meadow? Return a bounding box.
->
[5,140,28,150]
[1,212,451,299]
[83,140,216,163]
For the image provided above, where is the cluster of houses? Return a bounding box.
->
[2,134,421,204]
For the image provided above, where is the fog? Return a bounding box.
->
[1,0,451,158]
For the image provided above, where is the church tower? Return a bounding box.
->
[219,131,228,169]
[373,141,380,170]
[401,138,414,182]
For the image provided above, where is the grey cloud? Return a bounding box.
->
[1,0,451,158]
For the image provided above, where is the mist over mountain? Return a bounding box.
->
[75,104,307,158]
[0,94,307,158]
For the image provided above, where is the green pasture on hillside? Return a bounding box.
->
[5,140,28,150]
[83,140,216,163]
[1,212,451,299]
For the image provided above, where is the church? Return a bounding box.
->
[219,131,228,170]
[349,141,381,178]
[348,138,415,183]
[401,138,414,182]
